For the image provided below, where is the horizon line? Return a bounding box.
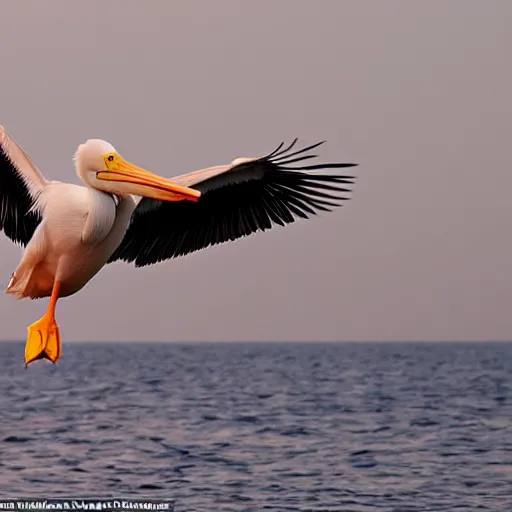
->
[0,339,511,344]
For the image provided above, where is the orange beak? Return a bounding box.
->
[97,154,201,202]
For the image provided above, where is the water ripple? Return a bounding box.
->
[1,341,512,511]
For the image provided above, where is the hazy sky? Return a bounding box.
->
[0,0,510,342]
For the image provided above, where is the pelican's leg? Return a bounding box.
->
[25,281,62,367]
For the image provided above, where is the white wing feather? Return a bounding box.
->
[170,159,263,192]
[0,125,48,200]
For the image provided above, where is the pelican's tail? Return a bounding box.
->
[6,269,32,299]
[6,260,54,300]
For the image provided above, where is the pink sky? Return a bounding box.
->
[0,0,510,342]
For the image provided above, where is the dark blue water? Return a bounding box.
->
[1,341,512,511]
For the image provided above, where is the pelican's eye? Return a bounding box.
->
[103,153,118,169]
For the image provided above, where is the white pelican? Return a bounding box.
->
[0,126,357,366]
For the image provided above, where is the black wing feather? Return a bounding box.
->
[108,140,357,267]
[0,142,42,246]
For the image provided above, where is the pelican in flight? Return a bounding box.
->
[0,126,357,366]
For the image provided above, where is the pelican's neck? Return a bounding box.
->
[116,193,138,217]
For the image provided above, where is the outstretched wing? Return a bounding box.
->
[0,126,48,246]
[108,139,357,267]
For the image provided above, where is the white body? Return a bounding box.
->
[7,183,136,299]
[0,129,201,302]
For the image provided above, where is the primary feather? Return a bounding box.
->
[108,139,357,267]
[0,126,47,246]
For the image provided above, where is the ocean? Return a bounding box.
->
[0,341,511,512]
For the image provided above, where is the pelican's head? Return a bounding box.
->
[74,139,200,202]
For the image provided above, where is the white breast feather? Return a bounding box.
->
[81,190,117,246]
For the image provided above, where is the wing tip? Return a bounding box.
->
[264,138,358,173]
